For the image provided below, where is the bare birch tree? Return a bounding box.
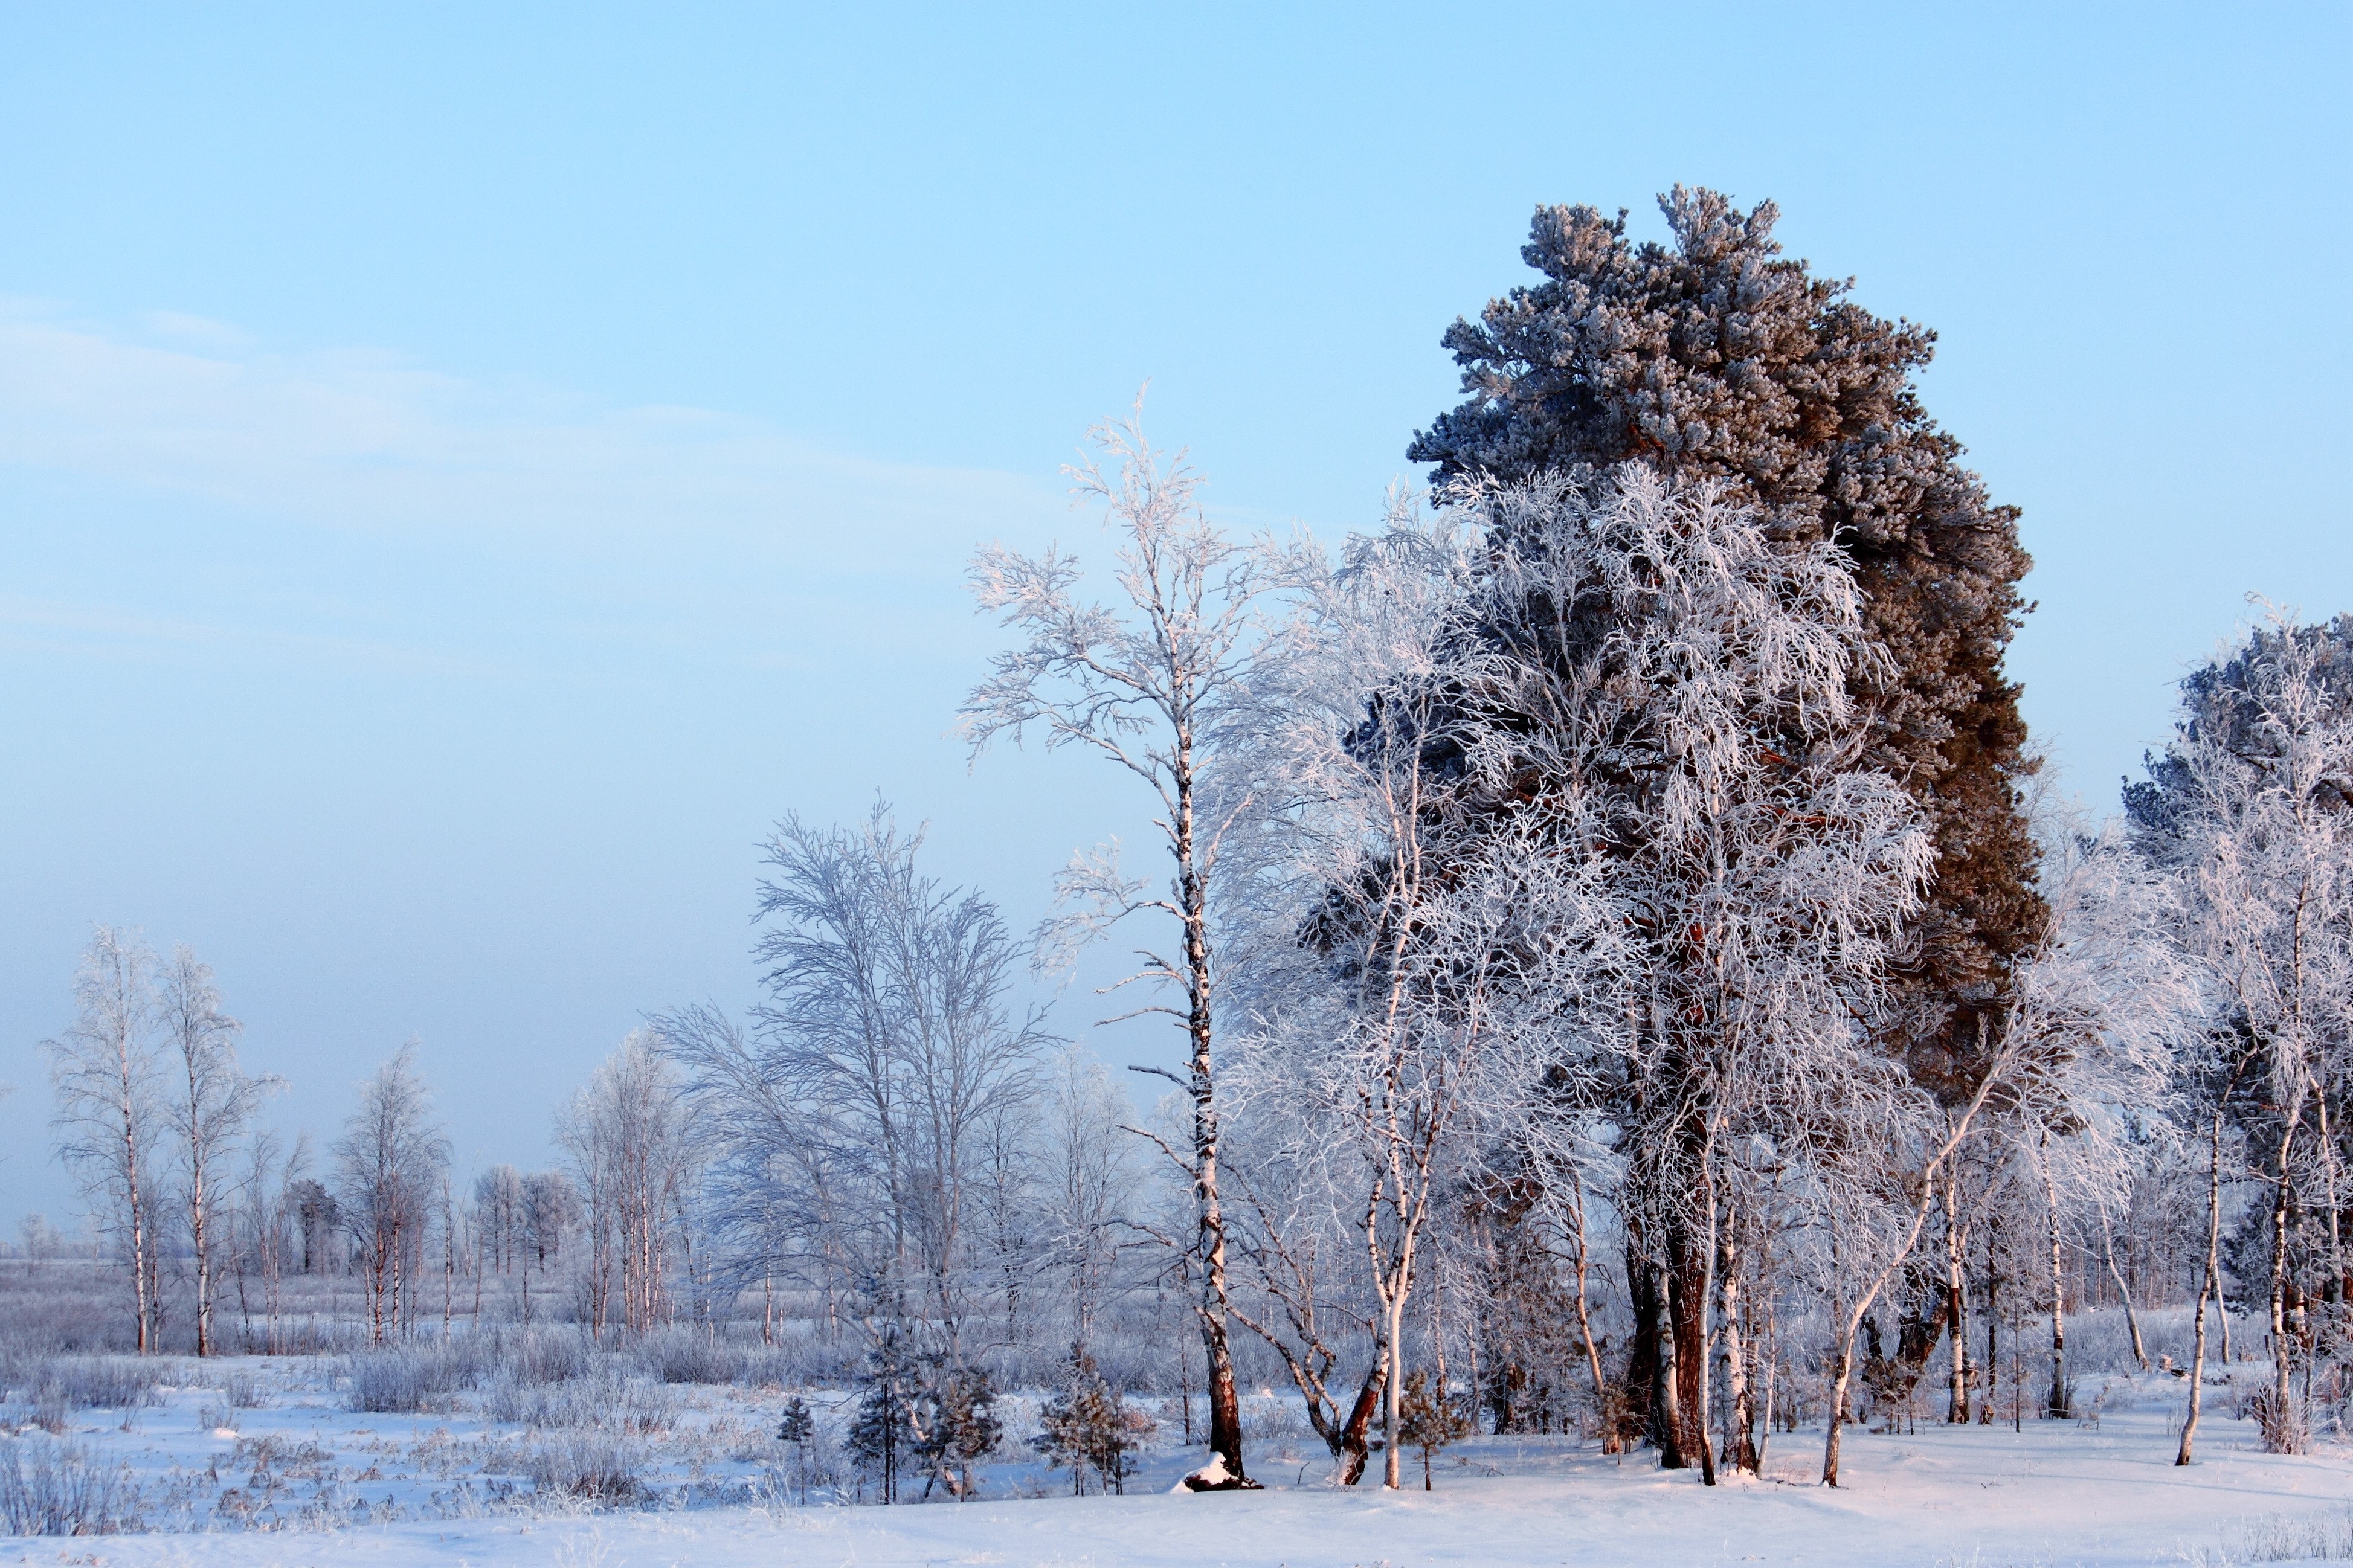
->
[156,943,273,1357]
[961,405,1305,1488]
[45,925,165,1351]
[660,805,1045,1360]
[333,1044,450,1343]
[2126,609,2353,1453]
[558,1030,700,1335]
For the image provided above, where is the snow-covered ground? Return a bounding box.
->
[10,1358,2353,1566]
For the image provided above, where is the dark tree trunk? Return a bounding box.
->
[1337,1361,1385,1485]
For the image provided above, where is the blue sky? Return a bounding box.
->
[2,3,2346,1229]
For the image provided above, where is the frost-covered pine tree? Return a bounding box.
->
[1428,466,1933,1479]
[1410,188,2043,1099]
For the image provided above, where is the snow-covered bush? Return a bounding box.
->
[485,1364,677,1433]
[344,1345,470,1413]
[634,1325,738,1384]
[39,1356,161,1415]
[524,1430,647,1501]
[0,1435,146,1534]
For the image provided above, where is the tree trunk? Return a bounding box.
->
[1566,1178,1618,1453]
[2039,1137,2068,1419]
[1945,1172,1970,1422]
[1382,1296,1406,1489]
[1719,1224,1757,1474]
[1653,1265,1686,1468]
[1336,1358,1384,1485]
[1823,1326,1855,1489]
[2099,1211,2147,1372]
[1177,768,1251,1490]
[1980,1239,1999,1425]
[2179,1105,2227,1465]
[2269,1112,2301,1451]
[1688,1223,1717,1486]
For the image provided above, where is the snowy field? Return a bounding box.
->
[10,1356,2353,1567]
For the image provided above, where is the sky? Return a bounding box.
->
[1,3,2347,1232]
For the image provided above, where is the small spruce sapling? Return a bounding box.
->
[846,1324,922,1504]
[776,1395,819,1503]
[1396,1370,1470,1490]
[1032,1343,1138,1496]
[915,1367,1003,1500]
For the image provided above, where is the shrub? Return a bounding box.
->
[484,1365,677,1433]
[344,1346,469,1413]
[634,1326,739,1385]
[524,1431,646,1501]
[0,1436,146,1535]
[40,1357,161,1413]
[510,1328,592,1386]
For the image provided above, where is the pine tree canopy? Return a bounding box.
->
[1409,185,2044,1085]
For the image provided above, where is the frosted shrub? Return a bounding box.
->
[473,1325,591,1387]
[0,1435,146,1535]
[524,1431,646,1502]
[39,1357,161,1414]
[485,1365,677,1433]
[634,1325,738,1385]
[344,1345,469,1413]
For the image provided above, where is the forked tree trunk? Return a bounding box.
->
[1337,1358,1384,1485]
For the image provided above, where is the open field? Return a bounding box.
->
[7,1303,2353,1568]
[6,1361,2353,1567]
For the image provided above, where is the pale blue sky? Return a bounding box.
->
[2,3,2346,1229]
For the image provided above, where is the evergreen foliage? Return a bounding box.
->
[845,1322,921,1503]
[913,1366,1002,1499]
[1396,1369,1471,1489]
[1031,1343,1138,1496]
[1409,187,2044,1088]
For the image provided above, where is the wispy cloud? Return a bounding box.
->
[0,299,1054,561]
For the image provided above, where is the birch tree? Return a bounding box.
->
[2128,609,2353,1453]
[558,1031,700,1334]
[660,805,1045,1359]
[333,1044,450,1343]
[156,943,273,1357]
[961,405,1305,1488]
[45,925,165,1351]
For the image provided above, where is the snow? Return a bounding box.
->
[11,1363,2353,1566]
